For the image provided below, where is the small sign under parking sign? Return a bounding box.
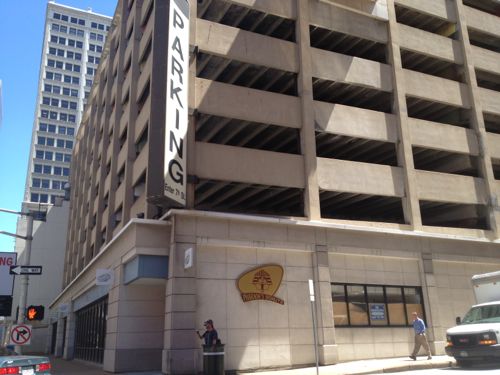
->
[370,303,386,320]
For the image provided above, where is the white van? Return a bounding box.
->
[445,271,500,367]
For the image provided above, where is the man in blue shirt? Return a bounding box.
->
[410,312,432,360]
[196,319,219,347]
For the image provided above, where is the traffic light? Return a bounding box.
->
[26,305,44,321]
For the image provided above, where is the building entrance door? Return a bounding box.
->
[74,296,108,363]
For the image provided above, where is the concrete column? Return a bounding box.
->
[419,252,446,355]
[83,98,99,264]
[163,220,198,374]
[453,1,500,238]
[44,323,53,354]
[122,0,143,224]
[54,317,65,357]
[104,280,165,373]
[105,0,127,237]
[296,0,321,220]
[63,312,76,360]
[386,0,423,229]
[103,263,121,371]
[313,245,338,364]
[146,0,169,218]
[93,17,118,253]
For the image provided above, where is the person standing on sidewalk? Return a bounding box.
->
[410,312,432,360]
[196,319,219,347]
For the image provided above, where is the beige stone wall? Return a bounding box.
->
[434,260,500,331]
[196,245,316,369]
[328,250,500,361]
[51,211,500,372]
[330,253,421,288]
[107,283,165,372]
[172,213,500,368]
[50,220,170,372]
[335,327,413,360]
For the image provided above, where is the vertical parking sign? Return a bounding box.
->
[164,0,190,206]
[0,252,17,296]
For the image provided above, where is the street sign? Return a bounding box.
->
[9,324,32,346]
[0,296,13,317]
[0,252,17,295]
[9,266,43,275]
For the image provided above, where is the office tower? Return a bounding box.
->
[24,1,112,205]
[51,0,500,373]
[9,1,113,354]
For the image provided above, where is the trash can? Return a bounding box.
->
[203,344,224,375]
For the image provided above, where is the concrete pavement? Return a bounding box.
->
[241,356,455,375]
[49,355,456,375]
[49,357,162,375]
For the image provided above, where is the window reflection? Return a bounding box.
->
[386,287,406,325]
[347,285,368,325]
[332,284,348,326]
[331,283,425,327]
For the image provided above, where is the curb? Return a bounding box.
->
[343,359,455,375]
[235,357,456,375]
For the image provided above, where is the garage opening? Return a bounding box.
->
[195,179,305,217]
[420,201,489,230]
[320,191,405,224]
[485,112,500,134]
[74,296,108,364]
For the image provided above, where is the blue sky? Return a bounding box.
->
[0,0,117,252]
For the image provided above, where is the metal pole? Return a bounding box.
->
[15,213,33,354]
[0,208,24,215]
[309,279,319,375]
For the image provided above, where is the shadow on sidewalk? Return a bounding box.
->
[50,356,107,375]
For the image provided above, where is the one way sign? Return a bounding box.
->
[9,266,43,275]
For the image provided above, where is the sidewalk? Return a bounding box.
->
[241,356,455,375]
[49,355,455,375]
[49,357,162,375]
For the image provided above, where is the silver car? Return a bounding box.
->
[0,348,51,374]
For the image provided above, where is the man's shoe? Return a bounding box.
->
[409,355,416,360]
[427,356,432,360]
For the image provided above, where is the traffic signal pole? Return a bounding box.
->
[16,213,33,353]
[0,208,34,354]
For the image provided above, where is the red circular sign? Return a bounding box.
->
[10,324,32,345]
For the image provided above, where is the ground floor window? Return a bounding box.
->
[332,283,425,327]
[74,296,108,363]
